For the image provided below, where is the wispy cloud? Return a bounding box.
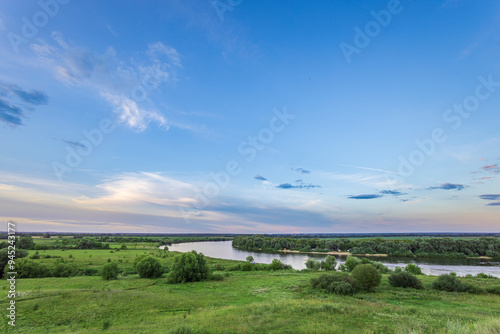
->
[31,33,180,132]
[62,140,87,150]
[0,82,48,126]
[347,194,383,200]
[254,174,267,181]
[276,183,321,190]
[291,167,311,174]
[427,183,465,191]
[479,194,500,201]
[482,164,500,173]
[380,190,405,196]
[338,164,401,175]
[486,202,500,206]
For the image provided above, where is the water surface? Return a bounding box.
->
[167,240,500,277]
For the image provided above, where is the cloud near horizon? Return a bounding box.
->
[291,167,311,174]
[427,183,465,191]
[348,194,383,200]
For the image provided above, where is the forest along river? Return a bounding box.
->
[166,240,500,278]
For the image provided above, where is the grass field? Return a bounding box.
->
[2,245,500,333]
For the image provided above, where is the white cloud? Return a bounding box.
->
[102,93,168,132]
[31,34,182,131]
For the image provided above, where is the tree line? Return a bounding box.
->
[232,235,500,258]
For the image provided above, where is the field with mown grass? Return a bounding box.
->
[2,245,500,334]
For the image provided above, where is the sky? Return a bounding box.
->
[0,0,499,233]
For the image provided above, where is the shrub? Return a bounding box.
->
[210,272,225,281]
[351,264,381,291]
[240,262,253,271]
[432,274,475,293]
[101,262,119,280]
[246,256,254,262]
[323,255,337,271]
[404,263,423,275]
[388,271,422,289]
[268,258,285,270]
[169,251,209,283]
[7,258,50,278]
[53,262,79,277]
[310,273,359,295]
[344,256,362,272]
[305,258,321,270]
[136,256,163,279]
[227,264,241,271]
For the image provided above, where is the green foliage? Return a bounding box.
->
[169,251,209,283]
[6,258,50,278]
[405,263,423,275]
[305,258,321,270]
[246,256,254,262]
[18,235,36,250]
[432,274,482,293]
[310,273,360,295]
[388,271,422,289]
[53,261,79,277]
[101,262,119,280]
[268,258,285,270]
[351,264,381,291]
[344,256,362,272]
[323,255,337,271]
[210,272,225,281]
[0,248,27,278]
[136,256,164,279]
[240,262,254,271]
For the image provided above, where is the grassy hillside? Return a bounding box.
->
[2,246,500,333]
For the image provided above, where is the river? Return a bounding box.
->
[166,240,500,277]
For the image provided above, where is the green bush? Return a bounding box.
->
[169,251,210,283]
[323,255,337,271]
[432,274,480,293]
[101,262,119,280]
[344,256,362,272]
[227,264,241,271]
[305,258,321,270]
[388,271,422,289]
[268,259,285,270]
[211,272,225,281]
[246,256,254,262]
[310,273,359,295]
[53,261,79,277]
[404,263,423,275]
[136,256,163,279]
[351,264,381,291]
[240,262,254,271]
[6,258,50,278]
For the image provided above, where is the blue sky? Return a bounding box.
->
[0,0,499,233]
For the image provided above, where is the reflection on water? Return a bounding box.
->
[168,241,500,277]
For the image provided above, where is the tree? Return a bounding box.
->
[136,256,164,279]
[7,258,49,278]
[351,264,381,292]
[323,255,337,271]
[0,248,28,278]
[344,256,362,272]
[101,262,119,280]
[17,235,35,250]
[305,258,321,270]
[269,258,284,271]
[246,256,254,262]
[404,263,423,275]
[169,251,209,283]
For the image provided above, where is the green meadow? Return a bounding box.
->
[2,241,500,334]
